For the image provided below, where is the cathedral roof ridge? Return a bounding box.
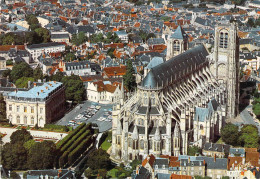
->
[140,45,209,89]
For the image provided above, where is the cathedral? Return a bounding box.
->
[111,22,240,163]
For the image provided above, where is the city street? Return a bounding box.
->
[56,101,114,132]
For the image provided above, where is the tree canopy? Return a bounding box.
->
[61,75,86,103]
[64,53,76,62]
[221,123,239,146]
[187,146,202,156]
[10,128,33,144]
[238,124,259,148]
[15,77,35,88]
[123,59,136,92]
[72,32,88,46]
[10,62,33,82]
[86,149,111,170]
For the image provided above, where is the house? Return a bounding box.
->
[26,169,76,179]
[115,30,128,43]
[202,142,230,158]
[59,61,96,76]
[26,42,65,62]
[86,80,124,104]
[51,32,70,44]
[103,66,127,78]
[5,81,66,127]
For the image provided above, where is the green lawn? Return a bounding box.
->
[108,168,119,178]
[100,132,112,151]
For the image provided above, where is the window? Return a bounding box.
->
[219,32,228,49]
[9,105,12,111]
[40,108,43,114]
[24,116,27,124]
[17,116,20,124]
[17,105,20,112]
[31,107,34,113]
[140,140,144,150]
[162,140,166,150]
[24,106,27,113]
[31,117,34,125]
[173,40,180,51]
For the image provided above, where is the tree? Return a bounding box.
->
[0,94,6,122]
[61,75,86,103]
[23,139,36,150]
[87,149,111,170]
[10,62,33,82]
[2,142,28,170]
[130,159,141,170]
[146,33,156,41]
[33,66,43,80]
[35,28,50,43]
[27,141,58,169]
[238,124,259,148]
[10,128,33,144]
[187,146,201,156]
[50,71,64,82]
[2,69,11,78]
[64,53,76,62]
[2,34,15,45]
[123,59,136,92]
[10,171,19,178]
[221,123,239,146]
[107,48,115,58]
[72,32,88,46]
[98,169,107,179]
[15,77,34,88]
[84,168,93,178]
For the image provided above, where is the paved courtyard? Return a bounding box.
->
[0,127,67,144]
[56,100,114,132]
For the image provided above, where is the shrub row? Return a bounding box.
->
[59,130,91,166]
[44,124,69,132]
[56,123,86,149]
[60,125,88,152]
[66,130,90,153]
[68,136,92,165]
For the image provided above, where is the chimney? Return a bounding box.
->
[242,157,245,164]
[28,81,31,88]
[188,157,190,163]
[34,83,36,87]
[136,165,139,175]
[214,154,216,162]
[37,92,39,96]
[253,170,256,176]
[41,90,43,93]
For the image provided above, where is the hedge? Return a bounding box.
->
[56,123,86,149]
[66,130,90,153]
[68,136,92,165]
[59,151,69,168]
[60,126,88,152]
[44,124,69,132]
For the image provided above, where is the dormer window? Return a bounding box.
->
[162,165,165,169]
[155,165,158,169]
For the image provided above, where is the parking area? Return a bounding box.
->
[56,101,114,132]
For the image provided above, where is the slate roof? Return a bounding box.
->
[229,148,245,157]
[196,156,228,169]
[51,33,70,39]
[27,42,65,49]
[140,45,209,88]
[170,26,188,40]
[153,158,169,169]
[203,142,230,154]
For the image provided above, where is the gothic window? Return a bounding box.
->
[162,139,166,150]
[140,139,144,150]
[9,105,12,111]
[149,140,152,150]
[219,31,228,49]
[175,138,178,148]
[117,136,121,145]
[151,94,155,105]
[128,138,133,148]
[156,141,160,151]
[138,119,144,125]
[173,40,180,51]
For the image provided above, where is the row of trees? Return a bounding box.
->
[2,129,58,170]
[221,123,259,148]
[89,32,120,44]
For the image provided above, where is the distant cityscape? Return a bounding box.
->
[0,0,260,178]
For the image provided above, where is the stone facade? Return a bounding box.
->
[111,23,239,163]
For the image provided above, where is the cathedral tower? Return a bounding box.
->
[212,22,239,118]
[166,26,189,60]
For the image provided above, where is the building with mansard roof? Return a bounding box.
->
[111,22,240,163]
